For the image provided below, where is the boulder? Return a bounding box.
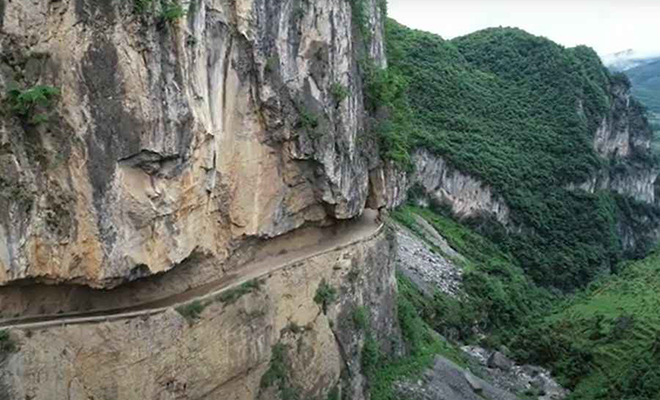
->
[487,351,514,371]
[464,371,484,393]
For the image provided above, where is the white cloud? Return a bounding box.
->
[387,0,660,56]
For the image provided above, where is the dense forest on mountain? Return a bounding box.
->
[370,18,660,400]
[513,249,660,399]
[378,21,657,290]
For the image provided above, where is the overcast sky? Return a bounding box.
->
[387,0,660,57]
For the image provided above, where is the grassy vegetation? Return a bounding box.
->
[160,1,186,22]
[265,56,278,74]
[216,279,262,305]
[511,248,660,399]
[133,0,152,14]
[175,300,205,322]
[330,83,349,104]
[363,60,415,168]
[352,306,369,331]
[298,107,319,132]
[175,279,262,322]
[260,343,300,400]
[133,0,186,22]
[392,206,552,343]
[383,20,658,290]
[326,385,340,400]
[349,0,371,44]
[365,273,469,400]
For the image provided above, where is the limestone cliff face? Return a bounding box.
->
[369,149,510,225]
[0,228,401,400]
[586,78,658,204]
[370,77,658,240]
[0,0,385,287]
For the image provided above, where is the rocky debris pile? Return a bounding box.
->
[412,215,467,263]
[462,346,569,400]
[395,223,463,297]
[395,356,518,400]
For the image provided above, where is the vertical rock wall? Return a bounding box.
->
[0,227,401,400]
[0,0,386,287]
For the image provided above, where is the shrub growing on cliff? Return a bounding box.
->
[365,274,468,400]
[133,0,152,14]
[160,1,186,22]
[260,343,300,400]
[216,279,262,305]
[297,106,319,132]
[330,83,349,104]
[314,279,337,314]
[0,330,16,355]
[363,60,415,168]
[352,306,369,330]
[349,0,371,44]
[175,300,206,322]
[361,334,382,375]
[5,85,60,125]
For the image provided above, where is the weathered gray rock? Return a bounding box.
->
[464,371,484,392]
[488,351,514,371]
[0,0,386,287]
[370,149,512,225]
[462,345,569,400]
[0,228,401,400]
[394,220,463,299]
[396,356,519,400]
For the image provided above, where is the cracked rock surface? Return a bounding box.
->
[0,0,385,288]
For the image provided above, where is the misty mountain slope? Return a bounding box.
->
[602,49,660,72]
[625,58,660,114]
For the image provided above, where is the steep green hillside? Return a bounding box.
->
[625,58,660,114]
[381,21,659,289]
[392,206,551,341]
[513,249,660,399]
[368,18,660,400]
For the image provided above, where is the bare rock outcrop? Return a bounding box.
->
[585,79,659,204]
[0,226,400,400]
[370,149,511,225]
[0,0,385,287]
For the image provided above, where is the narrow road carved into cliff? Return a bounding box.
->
[0,210,383,331]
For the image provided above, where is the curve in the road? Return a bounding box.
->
[0,210,383,331]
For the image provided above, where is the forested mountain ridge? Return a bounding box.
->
[381,21,660,290]
[372,22,660,400]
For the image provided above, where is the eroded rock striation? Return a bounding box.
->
[0,0,385,287]
[584,78,658,204]
[369,149,511,225]
[0,226,401,400]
